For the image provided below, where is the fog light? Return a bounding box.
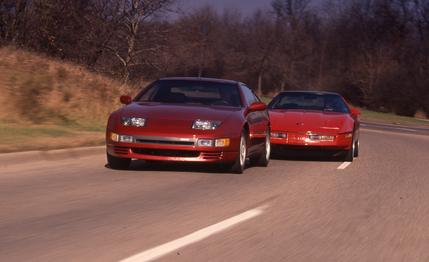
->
[344,133,353,138]
[197,139,214,147]
[119,135,134,143]
[215,138,230,147]
[110,132,119,142]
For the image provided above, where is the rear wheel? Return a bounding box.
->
[107,153,131,170]
[229,131,247,174]
[250,130,270,167]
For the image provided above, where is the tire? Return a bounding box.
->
[344,136,356,162]
[107,153,131,170]
[229,130,248,174]
[354,139,359,158]
[250,130,270,167]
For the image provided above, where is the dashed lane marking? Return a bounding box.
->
[120,205,268,262]
[337,162,352,170]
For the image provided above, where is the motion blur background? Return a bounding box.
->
[0,0,428,151]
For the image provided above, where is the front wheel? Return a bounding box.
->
[107,153,131,170]
[229,131,248,174]
[344,138,357,162]
[250,131,270,167]
[354,139,359,158]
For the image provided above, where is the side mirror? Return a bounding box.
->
[350,108,361,117]
[120,95,132,105]
[248,102,267,112]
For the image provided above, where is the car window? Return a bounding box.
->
[269,92,350,113]
[136,80,242,107]
[241,85,259,106]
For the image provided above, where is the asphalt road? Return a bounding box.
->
[1,125,429,262]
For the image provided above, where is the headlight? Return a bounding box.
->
[192,120,221,130]
[271,132,287,138]
[196,138,230,147]
[306,135,335,142]
[110,132,134,143]
[119,135,134,143]
[122,117,146,127]
[197,139,214,147]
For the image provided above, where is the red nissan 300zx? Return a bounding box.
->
[106,77,270,173]
[269,91,360,161]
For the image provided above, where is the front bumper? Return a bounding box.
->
[270,132,353,150]
[106,134,239,163]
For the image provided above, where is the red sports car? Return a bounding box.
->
[106,77,270,173]
[268,91,360,161]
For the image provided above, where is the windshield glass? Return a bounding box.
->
[268,92,350,113]
[135,80,242,107]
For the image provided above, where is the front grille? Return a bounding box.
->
[132,148,200,158]
[135,139,195,146]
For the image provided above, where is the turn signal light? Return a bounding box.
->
[110,132,119,142]
[215,138,230,147]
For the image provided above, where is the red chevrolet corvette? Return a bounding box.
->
[106,77,270,173]
[268,91,360,161]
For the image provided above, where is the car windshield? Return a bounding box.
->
[268,92,350,113]
[135,80,242,107]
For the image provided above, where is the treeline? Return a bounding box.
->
[1,0,428,116]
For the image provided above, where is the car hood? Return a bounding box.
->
[269,109,354,133]
[116,102,241,134]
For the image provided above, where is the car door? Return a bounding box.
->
[240,84,269,152]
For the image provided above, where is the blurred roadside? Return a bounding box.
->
[0,47,137,153]
[0,48,427,154]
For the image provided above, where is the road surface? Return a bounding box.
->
[1,124,429,261]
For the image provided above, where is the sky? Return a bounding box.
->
[176,0,324,15]
[176,0,273,15]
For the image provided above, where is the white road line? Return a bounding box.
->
[120,205,268,262]
[337,162,352,170]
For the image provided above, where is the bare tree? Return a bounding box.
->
[172,6,221,77]
[0,0,30,44]
[242,10,277,95]
[106,0,173,83]
[271,0,315,91]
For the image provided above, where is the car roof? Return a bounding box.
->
[159,77,240,85]
[278,90,341,96]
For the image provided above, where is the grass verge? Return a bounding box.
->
[0,122,105,153]
[358,108,429,127]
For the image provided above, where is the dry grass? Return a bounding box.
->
[0,46,133,124]
[0,47,139,153]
